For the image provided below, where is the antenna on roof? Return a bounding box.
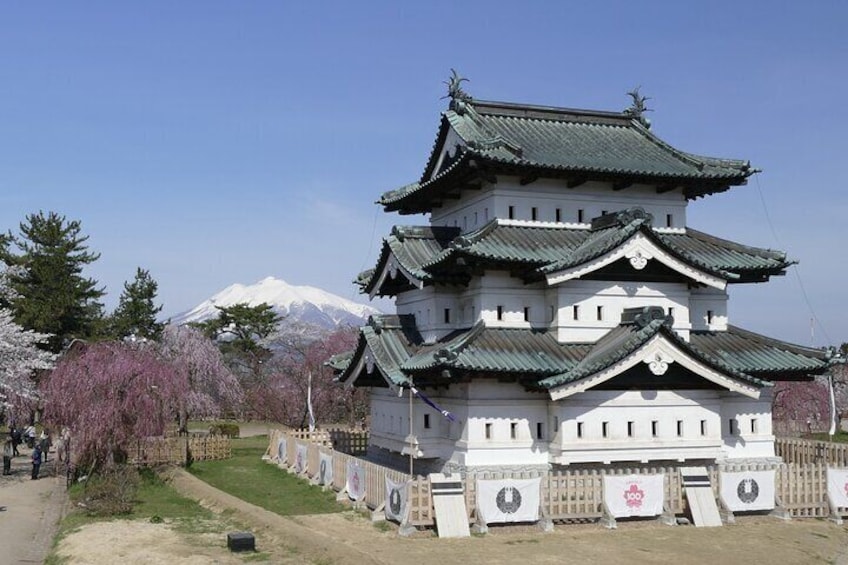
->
[443,69,472,112]
[624,86,652,128]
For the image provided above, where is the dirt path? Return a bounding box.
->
[0,450,67,564]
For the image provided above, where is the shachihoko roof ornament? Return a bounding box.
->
[443,69,472,112]
[624,86,652,128]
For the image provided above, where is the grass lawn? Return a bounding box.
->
[806,431,848,443]
[45,469,226,565]
[188,435,343,516]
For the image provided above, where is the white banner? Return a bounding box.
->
[476,477,541,524]
[346,460,366,501]
[720,470,775,512]
[603,474,664,518]
[827,468,848,508]
[294,443,308,475]
[276,437,287,464]
[317,452,334,486]
[385,477,410,523]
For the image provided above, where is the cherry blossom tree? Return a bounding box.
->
[40,341,187,470]
[157,325,243,432]
[248,327,366,427]
[0,265,55,417]
[772,379,831,435]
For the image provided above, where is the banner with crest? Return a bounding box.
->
[317,452,333,486]
[346,460,366,501]
[476,477,541,524]
[385,477,411,523]
[276,437,287,465]
[603,474,664,518]
[294,443,308,475]
[720,470,775,512]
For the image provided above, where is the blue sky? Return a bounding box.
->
[1,2,846,346]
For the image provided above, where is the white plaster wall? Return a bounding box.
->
[720,389,775,459]
[556,280,692,343]
[550,390,726,464]
[369,385,775,466]
[447,380,550,468]
[430,176,688,232]
[689,287,729,331]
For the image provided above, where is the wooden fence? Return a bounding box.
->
[267,429,848,528]
[775,437,848,467]
[126,436,231,466]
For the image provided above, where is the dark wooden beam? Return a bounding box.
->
[443,193,462,200]
[612,180,633,191]
[519,175,539,186]
[567,177,587,189]
[656,183,679,194]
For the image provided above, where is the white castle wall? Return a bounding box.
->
[368,383,775,468]
[429,177,688,233]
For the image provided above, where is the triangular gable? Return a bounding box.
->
[547,331,765,401]
[336,317,418,389]
[545,229,729,290]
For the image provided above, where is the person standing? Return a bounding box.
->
[2,439,12,475]
[31,444,42,480]
[11,428,21,456]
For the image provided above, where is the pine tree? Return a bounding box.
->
[110,267,164,341]
[4,211,105,352]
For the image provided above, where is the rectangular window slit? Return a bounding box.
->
[424,414,430,429]
[602,421,609,438]
[510,422,518,440]
[750,418,757,434]
[485,422,492,440]
[627,421,635,437]
[576,421,583,438]
[523,306,530,322]
[596,305,603,321]
[497,305,504,321]
[536,422,543,440]
[555,208,562,222]
[666,214,673,228]
[531,207,538,221]
[578,209,584,223]
[508,205,515,219]
[676,420,684,437]
[444,308,451,324]
[573,305,580,320]
[651,420,659,437]
[707,310,714,324]
[700,420,707,436]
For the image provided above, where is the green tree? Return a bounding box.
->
[3,211,105,352]
[194,302,281,377]
[109,267,164,341]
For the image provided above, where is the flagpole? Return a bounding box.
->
[408,378,414,477]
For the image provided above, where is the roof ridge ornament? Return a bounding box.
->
[443,69,472,113]
[624,86,652,129]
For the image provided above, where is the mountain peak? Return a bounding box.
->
[170,277,381,329]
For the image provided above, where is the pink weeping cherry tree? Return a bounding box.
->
[157,325,243,432]
[41,341,187,470]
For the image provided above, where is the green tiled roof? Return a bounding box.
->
[333,315,827,391]
[357,226,460,295]
[690,325,828,377]
[380,99,755,213]
[360,213,791,296]
[402,323,589,375]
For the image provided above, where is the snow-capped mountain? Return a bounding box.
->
[170,276,381,330]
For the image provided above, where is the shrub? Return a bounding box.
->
[208,422,240,437]
[73,465,141,516]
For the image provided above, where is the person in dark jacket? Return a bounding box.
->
[31,444,42,480]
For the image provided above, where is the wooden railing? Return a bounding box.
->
[267,429,848,527]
